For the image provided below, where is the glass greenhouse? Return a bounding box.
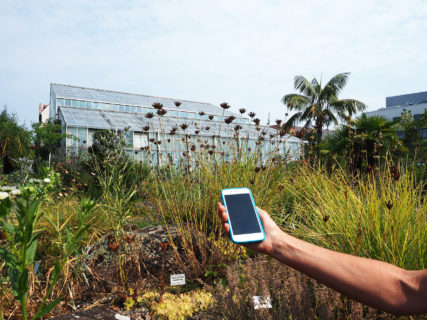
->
[50,84,302,165]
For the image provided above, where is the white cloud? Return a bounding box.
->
[1,0,427,125]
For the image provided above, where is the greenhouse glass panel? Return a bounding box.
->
[65,99,71,106]
[134,132,149,149]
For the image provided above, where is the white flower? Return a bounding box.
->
[10,189,21,196]
[1,186,15,192]
[0,192,9,200]
[43,178,51,183]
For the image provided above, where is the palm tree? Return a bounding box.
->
[282,73,366,151]
[325,114,402,173]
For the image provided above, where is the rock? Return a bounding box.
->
[49,307,117,320]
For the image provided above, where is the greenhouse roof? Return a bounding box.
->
[60,107,301,143]
[51,83,238,117]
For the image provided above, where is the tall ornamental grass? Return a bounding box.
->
[278,164,426,270]
[152,153,289,276]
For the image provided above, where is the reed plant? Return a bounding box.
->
[277,162,427,270]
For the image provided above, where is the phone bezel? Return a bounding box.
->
[221,187,265,243]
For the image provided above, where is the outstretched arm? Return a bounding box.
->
[217,203,427,315]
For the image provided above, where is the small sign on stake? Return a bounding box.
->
[252,295,272,309]
[170,273,186,286]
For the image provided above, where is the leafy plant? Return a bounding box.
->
[0,172,95,320]
[282,73,366,156]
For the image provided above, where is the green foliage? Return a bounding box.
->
[32,120,70,164]
[282,73,366,150]
[0,106,31,174]
[321,114,402,173]
[0,172,94,320]
[278,164,426,270]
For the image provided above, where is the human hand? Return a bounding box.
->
[217,202,283,256]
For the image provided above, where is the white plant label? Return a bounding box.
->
[252,295,272,309]
[170,273,186,286]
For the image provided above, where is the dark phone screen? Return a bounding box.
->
[224,193,261,235]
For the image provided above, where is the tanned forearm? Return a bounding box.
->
[270,230,427,315]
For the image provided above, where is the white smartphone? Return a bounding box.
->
[221,188,265,243]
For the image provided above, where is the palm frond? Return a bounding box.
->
[320,72,350,101]
[293,75,316,97]
[283,112,302,129]
[281,94,309,110]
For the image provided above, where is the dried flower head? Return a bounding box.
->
[261,130,267,135]
[323,215,330,223]
[157,109,167,116]
[269,134,275,139]
[152,102,163,109]
[208,150,214,155]
[390,165,400,181]
[239,108,246,114]
[195,130,200,134]
[208,115,214,120]
[149,138,155,143]
[275,119,282,126]
[386,200,393,211]
[174,101,181,107]
[254,167,261,173]
[224,116,236,124]
[143,126,150,131]
[253,118,261,125]
[205,126,211,131]
[220,102,231,109]
[199,111,205,116]
[145,112,154,119]
[169,129,176,135]
[167,139,171,143]
[190,145,196,151]
[234,125,242,131]
[248,112,256,118]
[180,123,189,130]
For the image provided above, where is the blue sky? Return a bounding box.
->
[1,0,427,127]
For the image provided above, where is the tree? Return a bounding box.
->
[323,114,402,173]
[282,73,366,154]
[0,106,31,174]
[32,119,68,162]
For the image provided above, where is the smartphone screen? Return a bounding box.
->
[223,193,262,235]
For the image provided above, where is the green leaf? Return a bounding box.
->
[25,238,37,265]
[32,296,61,320]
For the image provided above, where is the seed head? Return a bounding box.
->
[386,200,393,211]
[143,126,150,131]
[208,115,214,120]
[220,102,231,109]
[157,109,167,116]
[174,101,181,107]
[205,126,211,131]
[199,111,205,116]
[248,112,256,118]
[224,116,236,124]
[239,108,246,114]
[152,102,163,109]
[180,123,189,130]
[253,118,261,125]
[145,112,154,119]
